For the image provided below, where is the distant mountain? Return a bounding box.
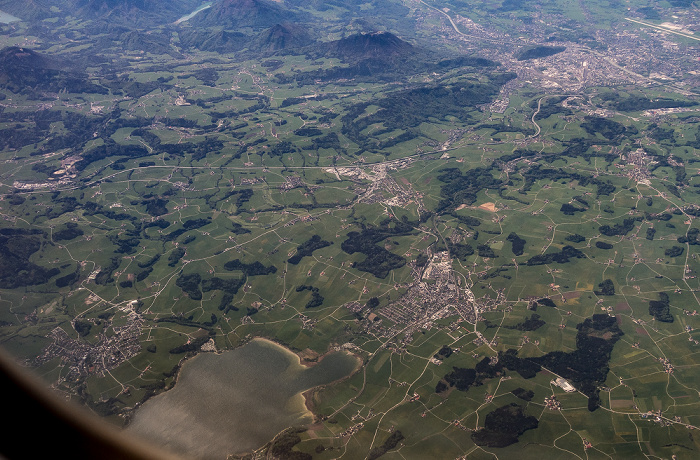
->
[0,46,56,71]
[250,23,314,53]
[0,0,200,24]
[0,46,106,95]
[189,0,297,29]
[290,32,496,84]
[322,32,415,61]
[117,30,183,57]
[0,0,53,20]
[285,32,421,83]
[76,0,201,22]
[285,0,415,37]
[178,29,249,53]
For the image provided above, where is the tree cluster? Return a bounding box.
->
[471,403,538,447]
[649,292,673,323]
[525,245,584,265]
[530,314,623,411]
[506,232,526,256]
[367,430,404,460]
[341,222,413,279]
[288,235,332,265]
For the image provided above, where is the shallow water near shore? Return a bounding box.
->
[127,338,359,459]
[174,2,212,24]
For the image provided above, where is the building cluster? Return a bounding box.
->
[36,309,144,381]
[544,395,562,410]
[279,174,304,191]
[619,148,655,183]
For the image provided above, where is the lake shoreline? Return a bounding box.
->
[249,337,363,421]
[0,9,21,24]
[128,336,362,458]
[127,336,361,424]
[301,351,363,419]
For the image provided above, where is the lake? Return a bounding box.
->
[127,338,359,459]
[0,9,20,24]
[174,2,212,24]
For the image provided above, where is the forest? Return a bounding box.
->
[287,235,332,265]
[341,220,416,278]
[470,403,538,447]
[341,75,514,150]
[530,314,623,411]
[0,231,60,289]
[649,292,674,322]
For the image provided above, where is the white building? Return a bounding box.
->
[553,377,576,392]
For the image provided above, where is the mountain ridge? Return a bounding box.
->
[318,31,416,62]
[0,46,106,94]
[189,0,298,29]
